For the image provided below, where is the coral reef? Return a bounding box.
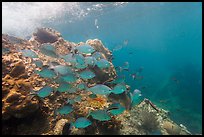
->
[2,59,40,119]
[2,28,118,135]
[2,28,192,135]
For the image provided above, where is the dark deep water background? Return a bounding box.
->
[2,2,202,134]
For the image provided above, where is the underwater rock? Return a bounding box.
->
[53,119,69,135]
[139,110,159,133]
[70,127,86,135]
[86,39,112,61]
[2,74,40,119]
[9,61,26,78]
[2,34,25,44]
[162,121,181,135]
[85,39,117,83]
[117,99,191,135]
[2,50,41,120]
[91,63,117,84]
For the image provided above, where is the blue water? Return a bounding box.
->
[3,2,202,134]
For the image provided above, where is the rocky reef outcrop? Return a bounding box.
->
[2,28,118,135]
[118,98,191,135]
[2,28,192,135]
[2,51,40,120]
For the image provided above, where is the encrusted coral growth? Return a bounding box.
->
[2,36,45,120]
[2,63,39,119]
[2,29,119,135]
[162,121,181,135]
[138,110,159,133]
[75,93,109,117]
[117,99,191,135]
[53,119,70,135]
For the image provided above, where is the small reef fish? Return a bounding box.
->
[96,59,111,69]
[112,84,127,94]
[115,66,123,72]
[106,106,121,112]
[107,103,125,115]
[130,67,144,80]
[130,73,143,80]
[130,66,144,79]
[48,63,73,75]
[112,44,123,52]
[37,86,53,98]
[133,89,142,97]
[57,105,73,115]
[61,74,78,83]
[136,76,144,80]
[35,68,56,78]
[21,49,38,58]
[112,40,128,52]
[88,84,112,95]
[39,44,58,58]
[115,62,129,72]
[107,75,126,84]
[123,61,129,67]
[66,99,75,105]
[57,83,72,93]
[85,56,97,67]
[123,40,128,46]
[78,70,96,80]
[73,117,92,128]
[34,60,43,68]
[89,109,111,121]
[159,99,169,103]
[140,86,147,90]
[123,68,129,71]
[77,83,87,90]
[137,66,144,73]
[125,89,142,109]
[128,51,134,55]
[75,44,95,54]
[172,77,179,84]
[131,73,136,80]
